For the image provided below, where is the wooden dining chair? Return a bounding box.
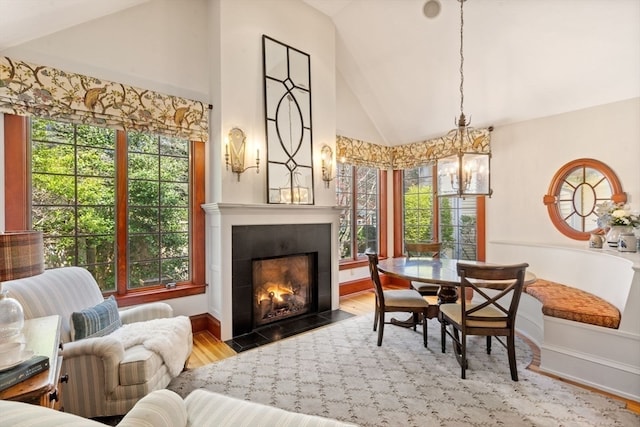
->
[405,242,442,296]
[439,262,529,381]
[365,250,430,347]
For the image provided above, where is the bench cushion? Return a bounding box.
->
[525,279,621,329]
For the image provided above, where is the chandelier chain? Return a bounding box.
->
[459,0,465,117]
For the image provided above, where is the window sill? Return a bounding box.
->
[112,282,206,307]
[339,256,388,270]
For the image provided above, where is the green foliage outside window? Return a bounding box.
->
[30,118,191,292]
[337,163,378,260]
[32,119,117,291]
[403,165,475,260]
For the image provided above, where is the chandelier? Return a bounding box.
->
[437,0,492,198]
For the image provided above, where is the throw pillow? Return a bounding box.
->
[71,296,122,341]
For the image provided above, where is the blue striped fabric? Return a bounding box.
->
[71,296,122,340]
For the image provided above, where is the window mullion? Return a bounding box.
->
[115,130,128,295]
[350,165,357,261]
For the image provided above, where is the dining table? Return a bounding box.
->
[377,256,537,306]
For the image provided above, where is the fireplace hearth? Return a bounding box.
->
[225,309,353,353]
[230,223,333,339]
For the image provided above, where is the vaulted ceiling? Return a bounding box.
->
[1,0,638,145]
[304,0,640,144]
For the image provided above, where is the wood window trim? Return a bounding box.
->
[3,114,206,307]
[543,158,626,241]
[338,167,387,268]
[393,167,486,261]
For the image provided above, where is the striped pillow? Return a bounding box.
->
[71,296,122,341]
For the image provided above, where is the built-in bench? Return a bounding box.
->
[524,279,621,329]
[487,241,640,402]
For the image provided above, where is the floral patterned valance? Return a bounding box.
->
[337,127,491,170]
[0,56,209,142]
[392,127,491,169]
[336,135,393,169]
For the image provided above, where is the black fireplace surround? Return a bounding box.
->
[231,223,332,338]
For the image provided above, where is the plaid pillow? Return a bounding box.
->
[71,296,122,341]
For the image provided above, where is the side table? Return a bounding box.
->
[0,315,66,409]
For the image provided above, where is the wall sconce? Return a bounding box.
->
[320,145,334,188]
[225,127,259,181]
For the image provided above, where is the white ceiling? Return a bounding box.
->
[0,0,149,50]
[1,0,639,145]
[305,0,640,144]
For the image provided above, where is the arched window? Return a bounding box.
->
[543,158,626,240]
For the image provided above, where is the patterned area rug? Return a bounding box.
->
[168,313,639,427]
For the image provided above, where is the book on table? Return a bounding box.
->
[0,355,50,392]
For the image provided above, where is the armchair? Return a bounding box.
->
[3,266,193,418]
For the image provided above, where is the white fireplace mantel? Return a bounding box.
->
[201,203,343,340]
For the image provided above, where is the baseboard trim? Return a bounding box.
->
[190,313,220,338]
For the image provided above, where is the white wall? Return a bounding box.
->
[0,0,212,317]
[0,0,336,318]
[2,0,639,316]
[217,0,336,206]
[0,0,210,103]
[336,70,384,144]
[487,97,640,248]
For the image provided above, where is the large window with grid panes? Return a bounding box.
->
[403,164,481,260]
[3,115,205,304]
[336,162,380,261]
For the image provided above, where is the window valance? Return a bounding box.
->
[392,127,491,170]
[337,127,492,170]
[336,135,393,169]
[0,56,209,142]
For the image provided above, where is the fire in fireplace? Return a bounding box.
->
[252,253,314,328]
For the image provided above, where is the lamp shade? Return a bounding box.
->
[0,231,45,282]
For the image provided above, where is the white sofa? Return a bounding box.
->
[3,266,193,418]
[0,388,358,427]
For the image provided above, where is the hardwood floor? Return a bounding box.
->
[187,289,640,415]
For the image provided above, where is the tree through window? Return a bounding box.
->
[3,115,205,303]
[336,163,379,261]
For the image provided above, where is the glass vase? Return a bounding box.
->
[0,291,24,340]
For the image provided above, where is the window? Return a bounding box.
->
[439,197,479,260]
[4,115,205,305]
[402,165,483,260]
[543,158,625,240]
[31,119,117,290]
[337,163,379,261]
[403,165,435,243]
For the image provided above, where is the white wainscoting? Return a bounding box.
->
[487,240,640,401]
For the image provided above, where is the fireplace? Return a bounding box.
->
[231,222,332,337]
[202,203,342,342]
[252,253,315,328]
